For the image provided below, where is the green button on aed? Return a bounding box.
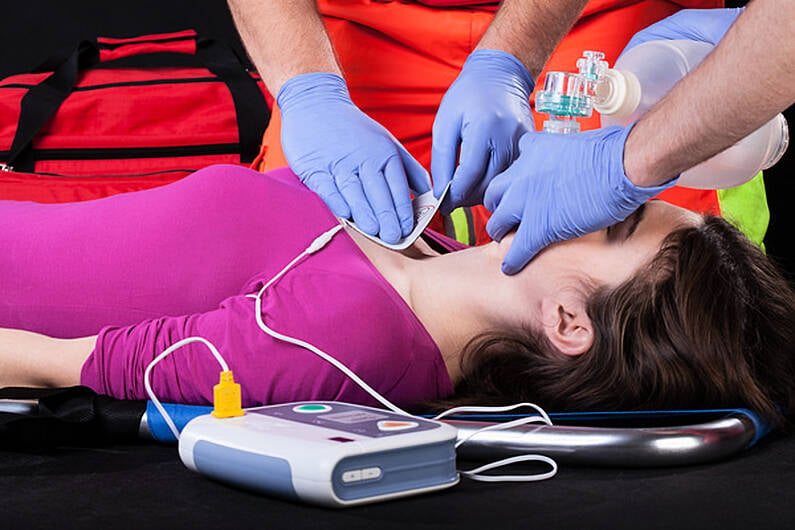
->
[293,404,333,414]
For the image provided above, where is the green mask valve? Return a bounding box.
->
[536,51,608,134]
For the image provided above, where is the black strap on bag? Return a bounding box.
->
[7,30,269,173]
[0,386,146,451]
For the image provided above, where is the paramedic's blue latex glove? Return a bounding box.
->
[623,8,743,53]
[484,126,675,274]
[278,72,431,244]
[431,49,535,214]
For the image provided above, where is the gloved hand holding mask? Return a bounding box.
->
[484,127,674,274]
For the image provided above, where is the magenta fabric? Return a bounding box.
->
[0,165,454,408]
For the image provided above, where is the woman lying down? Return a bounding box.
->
[1,165,794,425]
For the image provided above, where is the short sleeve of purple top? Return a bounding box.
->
[71,166,455,409]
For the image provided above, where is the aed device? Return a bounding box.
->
[178,401,460,507]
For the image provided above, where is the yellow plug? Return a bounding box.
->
[212,370,245,418]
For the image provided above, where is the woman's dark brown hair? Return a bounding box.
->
[448,216,795,425]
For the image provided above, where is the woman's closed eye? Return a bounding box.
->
[606,203,648,242]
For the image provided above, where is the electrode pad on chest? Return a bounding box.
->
[342,183,450,250]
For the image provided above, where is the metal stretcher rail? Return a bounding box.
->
[443,412,759,467]
[0,394,765,467]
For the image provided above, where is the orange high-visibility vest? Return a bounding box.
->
[255,0,768,247]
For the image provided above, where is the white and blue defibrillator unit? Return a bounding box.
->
[178,401,459,507]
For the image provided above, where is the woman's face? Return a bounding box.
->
[502,200,704,289]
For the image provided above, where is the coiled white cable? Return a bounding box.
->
[434,403,558,482]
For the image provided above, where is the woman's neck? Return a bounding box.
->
[345,228,520,383]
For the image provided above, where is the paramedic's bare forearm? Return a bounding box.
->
[0,328,95,387]
[477,0,589,79]
[227,0,340,94]
[624,0,795,187]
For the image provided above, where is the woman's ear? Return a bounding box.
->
[539,293,594,356]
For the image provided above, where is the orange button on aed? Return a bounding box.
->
[377,420,418,432]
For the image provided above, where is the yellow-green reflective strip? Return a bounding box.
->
[717,171,769,250]
[449,208,471,245]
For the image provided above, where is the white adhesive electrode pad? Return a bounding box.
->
[341,183,451,250]
[178,401,459,507]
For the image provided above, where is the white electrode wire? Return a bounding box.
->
[434,403,558,482]
[250,224,410,417]
[144,337,230,441]
[452,415,550,449]
[257,225,344,294]
[434,402,553,431]
[436,403,552,450]
[459,454,558,483]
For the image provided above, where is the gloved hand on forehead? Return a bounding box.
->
[431,49,535,214]
[278,72,431,244]
[484,126,675,275]
[622,7,744,54]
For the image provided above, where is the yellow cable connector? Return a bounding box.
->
[212,370,245,418]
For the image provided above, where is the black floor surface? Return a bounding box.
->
[1,431,795,530]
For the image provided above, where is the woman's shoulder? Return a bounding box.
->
[251,261,451,406]
[260,259,426,347]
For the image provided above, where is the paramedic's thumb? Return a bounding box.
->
[431,49,535,214]
[484,127,675,275]
[621,7,744,56]
[277,72,426,244]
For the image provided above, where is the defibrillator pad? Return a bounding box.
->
[342,183,451,250]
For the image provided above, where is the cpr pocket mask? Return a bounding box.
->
[145,222,557,507]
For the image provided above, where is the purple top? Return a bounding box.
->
[0,165,458,409]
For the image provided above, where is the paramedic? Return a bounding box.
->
[485,0,795,273]
[227,0,725,245]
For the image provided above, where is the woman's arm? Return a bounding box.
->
[0,328,95,388]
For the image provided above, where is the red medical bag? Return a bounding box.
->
[0,30,272,203]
